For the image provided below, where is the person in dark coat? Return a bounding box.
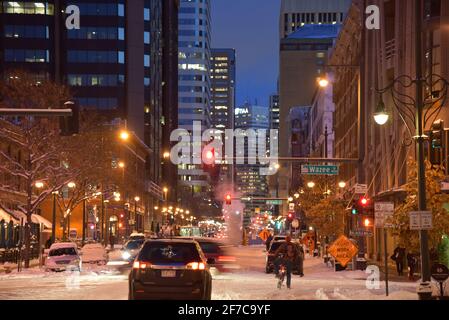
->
[391,245,406,276]
[273,236,299,289]
[109,233,115,250]
[407,252,417,281]
[265,233,273,251]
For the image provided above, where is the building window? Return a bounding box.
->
[144,8,150,21]
[144,55,150,67]
[2,2,54,15]
[4,49,49,63]
[118,28,125,40]
[144,31,150,44]
[4,25,49,39]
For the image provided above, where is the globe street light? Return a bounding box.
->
[307,181,315,189]
[317,77,329,88]
[67,182,76,189]
[338,181,347,189]
[373,99,389,125]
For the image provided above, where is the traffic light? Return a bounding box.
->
[203,147,215,166]
[60,101,79,136]
[363,217,374,228]
[351,206,359,215]
[225,194,232,205]
[287,212,294,222]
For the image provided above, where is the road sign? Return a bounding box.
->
[409,211,433,230]
[291,219,300,229]
[327,235,359,267]
[258,229,270,242]
[350,229,373,237]
[374,202,395,228]
[354,184,368,194]
[301,165,339,175]
[266,200,283,205]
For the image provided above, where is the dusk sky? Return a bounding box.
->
[211,0,280,108]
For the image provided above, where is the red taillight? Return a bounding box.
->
[186,262,206,270]
[133,261,149,269]
[218,256,236,262]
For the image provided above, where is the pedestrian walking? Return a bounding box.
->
[109,233,115,250]
[266,232,273,251]
[391,245,406,276]
[407,252,417,281]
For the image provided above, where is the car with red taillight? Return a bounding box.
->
[128,239,212,300]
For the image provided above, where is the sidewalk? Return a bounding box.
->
[367,258,417,283]
[0,259,40,274]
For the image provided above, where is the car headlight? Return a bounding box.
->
[122,251,131,260]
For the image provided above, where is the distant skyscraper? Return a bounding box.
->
[210,48,236,130]
[178,0,212,130]
[269,94,280,130]
[279,0,351,39]
[177,0,213,201]
[234,103,270,222]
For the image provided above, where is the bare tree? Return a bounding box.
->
[0,71,73,268]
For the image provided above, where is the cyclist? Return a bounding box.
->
[273,235,299,289]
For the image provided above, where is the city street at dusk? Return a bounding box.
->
[1,0,449,313]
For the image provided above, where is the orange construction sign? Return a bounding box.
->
[327,235,358,267]
[258,229,270,242]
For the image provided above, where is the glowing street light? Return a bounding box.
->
[67,182,76,189]
[163,151,170,159]
[318,77,329,88]
[307,181,316,189]
[35,181,44,189]
[134,196,140,202]
[294,193,300,199]
[118,161,125,168]
[338,181,347,188]
[119,130,130,141]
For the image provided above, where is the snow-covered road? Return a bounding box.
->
[0,245,418,300]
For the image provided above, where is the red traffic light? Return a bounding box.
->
[206,149,214,160]
[360,197,369,206]
[225,194,232,205]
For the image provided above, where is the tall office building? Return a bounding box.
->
[210,48,235,130]
[269,94,280,130]
[279,0,351,39]
[149,0,179,204]
[0,0,148,138]
[234,103,270,222]
[177,0,213,202]
[178,0,211,130]
[0,0,179,227]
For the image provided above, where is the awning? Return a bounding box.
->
[0,209,19,224]
[11,211,52,229]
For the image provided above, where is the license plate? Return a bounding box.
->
[161,270,176,278]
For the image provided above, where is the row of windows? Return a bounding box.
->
[179,30,207,37]
[179,63,207,71]
[67,50,125,64]
[180,97,206,104]
[67,2,124,17]
[67,74,125,87]
[4,49,49,63]
[179,7,207,15]
[179,19,207,26]
[179,41,208,49]
[1,2,54,15]
[67,27,125,40]
[179,75,206,81]
[179,86,207,93]
[179,52,205,59]
[78,97,118,110]
[4,25,49,39]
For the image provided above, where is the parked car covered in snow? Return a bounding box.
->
[81,243,108,265]
[45,242,82,272]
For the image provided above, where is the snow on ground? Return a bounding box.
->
[0,245,419,300]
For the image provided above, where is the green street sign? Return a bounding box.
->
[301,165,339,175]
[266,200,283,205]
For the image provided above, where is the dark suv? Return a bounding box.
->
[128,239,212,300]
[265,240,302,275]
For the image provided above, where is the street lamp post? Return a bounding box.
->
[374,0,449,299]
[51,191,58,244]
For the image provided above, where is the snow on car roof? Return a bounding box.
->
[49,242,77,250]
[130,233,145,236]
